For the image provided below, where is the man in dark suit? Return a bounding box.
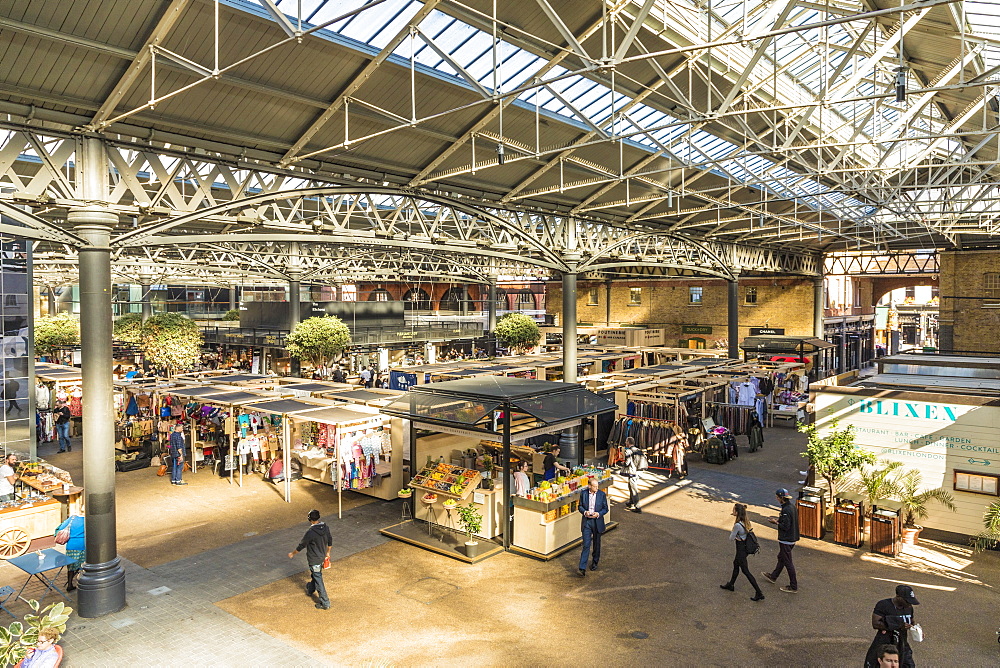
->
[578,477,609,576]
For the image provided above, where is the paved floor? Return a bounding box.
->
[9,426,999,667]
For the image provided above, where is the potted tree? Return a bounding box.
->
[287,316,352,378]
[799,422,875,497]
[455,503,484,557]
[138,313,204,377]
[494,313,541,354]
[894,469,956,545]
[34,313,80,359]
[859,460,903,512]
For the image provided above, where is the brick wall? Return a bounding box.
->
[546,278,816,347]
[939,250,1000,353]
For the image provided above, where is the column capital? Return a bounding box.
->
[68,206,118,246]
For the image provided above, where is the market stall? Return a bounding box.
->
[284,403,402,516]
[235,398,333,503]
[0,461,80,558]
[35,365,83,446]
[380,377,617,563]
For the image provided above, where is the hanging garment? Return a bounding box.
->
[125,395,140,416]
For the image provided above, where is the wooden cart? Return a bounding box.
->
[0,498,62,559]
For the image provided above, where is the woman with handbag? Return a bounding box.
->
[720,503,765,602]
[54,509,85,592]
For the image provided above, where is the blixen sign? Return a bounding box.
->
[848,397,960,421]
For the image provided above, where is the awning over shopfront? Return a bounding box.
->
[739,336,835,354]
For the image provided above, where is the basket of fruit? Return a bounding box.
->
[397,488,413,498]
[421,493,438,504]
[442,499,458,509]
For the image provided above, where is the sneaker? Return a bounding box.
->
[175,481,189,486]
[761,572,777,584]
[780,586,798,593]
[577,569,586,577]
[57,450,66,454]
[315,603,330,610]
[719,583,734,591]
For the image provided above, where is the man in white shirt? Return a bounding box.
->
[359,367,372,388]
[0,453,18,502]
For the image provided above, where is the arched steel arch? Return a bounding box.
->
[112,186,570,273]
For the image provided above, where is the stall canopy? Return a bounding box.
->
[323,389,402,406]
[381,377,617,434]
[380,376,617,551]
[200,373,272,384]
[740,336,835,354]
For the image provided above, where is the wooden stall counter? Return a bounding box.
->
[0,498,62,558]
[512,477,615,559]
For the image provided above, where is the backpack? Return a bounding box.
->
[744,527,761,555]
[704,437,726,465]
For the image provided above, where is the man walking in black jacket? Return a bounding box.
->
[762,488,800,593]
[288,509,333,609]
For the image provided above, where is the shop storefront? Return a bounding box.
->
[813,354,1000,542]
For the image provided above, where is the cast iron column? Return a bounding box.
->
[486,278,498,357]
[140,283,152,322]
[73,138,126,618]
[229,286,237,312]
[605,280,612,326]
[73,211,127,616]
[814,277,825,376]
[486,279,497,333]
[48,286,58,315]
[727,278,739,359]
[501,407,511,550]
[562,271,578,383]
[288,275,301,376]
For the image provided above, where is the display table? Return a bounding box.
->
[512,477,615,559]
[415,487,503,539]
[0,498,62,559]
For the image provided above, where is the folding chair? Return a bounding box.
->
[0,585,17,619]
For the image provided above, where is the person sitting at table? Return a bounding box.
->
[17,627,61,668]
[54,509,85,592]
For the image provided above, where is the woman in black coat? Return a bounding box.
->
[720,503,765,601]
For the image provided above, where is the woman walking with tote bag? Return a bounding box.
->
[720,503,765,602]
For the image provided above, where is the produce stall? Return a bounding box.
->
[380,377,616,563]
[512,466,614,558]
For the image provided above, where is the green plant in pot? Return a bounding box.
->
[456,503,484,556]
[799,421,875,499]
[894,469,956,545]
[481,454,495,490]
[0,599,72,666]
[859,460,903,514]
[972,500,1000,552]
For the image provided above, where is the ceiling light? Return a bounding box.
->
[496,143,505,165]
[894,67,907,103]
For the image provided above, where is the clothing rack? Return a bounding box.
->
[709,402,761,435]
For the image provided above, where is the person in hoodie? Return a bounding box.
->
[288,509,333,610]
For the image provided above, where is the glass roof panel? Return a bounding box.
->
[381,393,500,425]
